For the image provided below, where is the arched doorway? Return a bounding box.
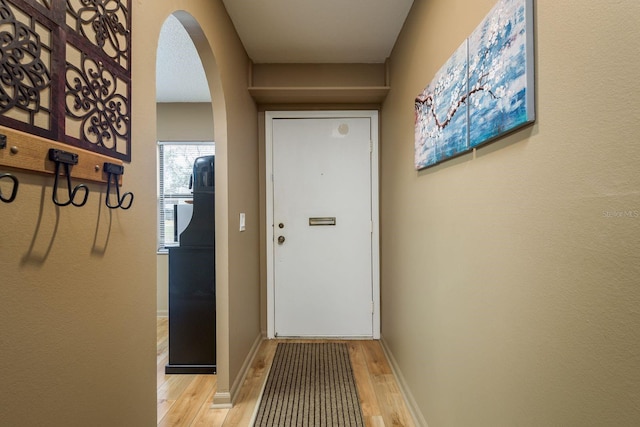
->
[155,11,226,419]
[155,13,214,321]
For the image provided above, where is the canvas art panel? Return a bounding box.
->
[468,0,535,148]
[414,0,535,170]
[415,41,468,169]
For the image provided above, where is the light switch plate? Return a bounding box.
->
[239,213,246,231]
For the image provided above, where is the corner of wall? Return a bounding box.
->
[379,336,429,427]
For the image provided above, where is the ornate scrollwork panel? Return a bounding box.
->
[66,0,130,71]
[0,0,131,161]
[0,0,52,131]
[35,0,51,10]
[65,46,129,156]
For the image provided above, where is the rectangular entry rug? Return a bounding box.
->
[253,342,365,427]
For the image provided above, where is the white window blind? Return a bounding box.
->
[158,141,215,251]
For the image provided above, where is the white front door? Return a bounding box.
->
[266,111,379,338]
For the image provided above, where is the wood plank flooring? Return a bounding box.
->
[157,317,415,426]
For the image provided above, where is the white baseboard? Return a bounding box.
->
[380,336,429,427]
[247,344,274,426]
[157,310,168,317]
[211,391,232,409]
[212,332,264,408]
[230,333,264,402]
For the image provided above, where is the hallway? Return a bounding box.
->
[157,318,415,426]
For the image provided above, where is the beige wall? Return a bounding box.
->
[4,0,638,424]
[0,1,259,425]
[251,63,387,87]
[146,3,260,405]
[156,102,215,317]
[381,0,640,425]
[157,252,169,316]
[157,102,215,141]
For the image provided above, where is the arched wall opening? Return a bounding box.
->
[155,13,215,318]
[154,9,231,404]
[141,0,260,410]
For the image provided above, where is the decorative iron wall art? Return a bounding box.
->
[0,0,53,133]
[66,0,130,69]
[0,0,131,161]
[415,0,535,170]
[34,0,50,9]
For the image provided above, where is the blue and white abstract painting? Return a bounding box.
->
[468,0,535,148]
[414,41,468,169]
[414,0,534,170]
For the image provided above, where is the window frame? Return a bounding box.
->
[157,140,215,253]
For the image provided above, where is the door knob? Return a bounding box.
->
[277,236,285,244]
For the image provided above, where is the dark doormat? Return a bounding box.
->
[254,342,365,427]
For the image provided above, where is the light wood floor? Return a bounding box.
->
[157,317,415,426]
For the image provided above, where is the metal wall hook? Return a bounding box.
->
[49,149,89,207]
[0,173,19,203]
[104,162,133,210]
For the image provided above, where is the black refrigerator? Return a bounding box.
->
[165,155,216,374]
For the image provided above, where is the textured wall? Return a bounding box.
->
[157,102,215,142]
[381,0,640,425]
[136,1,260,405]
[0,1,259,424]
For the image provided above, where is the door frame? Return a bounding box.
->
[265,110,380,339]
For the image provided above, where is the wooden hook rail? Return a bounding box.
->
[0,126,123,185]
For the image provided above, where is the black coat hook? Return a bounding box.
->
[48,149,89,207]
[104,162,133,210]
[0,173,18,203]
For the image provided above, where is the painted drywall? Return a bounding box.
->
[156,102,215,317]
[157,253,169,317]
[0,1,259,425]
[139,2,260,405]
[381,0,640,425]
[251,63,387,87]
[157,102,215,141]
[0,171,156,426]
[0,5,160,427]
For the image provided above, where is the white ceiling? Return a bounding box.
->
[222,0,415,64]
[156,15,211,103]
[156,1,414,102]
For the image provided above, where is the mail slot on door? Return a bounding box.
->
[309,217,336,226]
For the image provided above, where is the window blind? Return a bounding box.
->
[158,142,214,251]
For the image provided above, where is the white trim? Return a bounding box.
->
[211,333,264,409]
[265,110,380,339]
[370,111,381,340]
[380,336,429,427]
[265,113,275,339]
[210,392,232,409]
[157,310,168,318]
[157,140,215,145]
[229,333,264,404]
[247,344,276,425]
